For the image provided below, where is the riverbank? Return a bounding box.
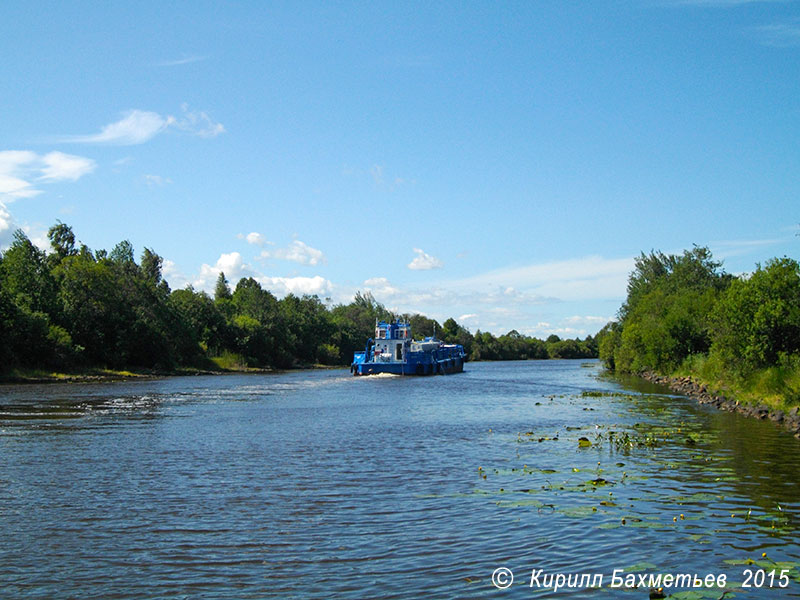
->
[0,365,275,385]
[641,371,800,439]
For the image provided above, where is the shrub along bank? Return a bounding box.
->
[596,246,800,430]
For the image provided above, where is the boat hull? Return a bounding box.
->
[352,355,465,376]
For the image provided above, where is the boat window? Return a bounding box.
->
[396,343,402,360]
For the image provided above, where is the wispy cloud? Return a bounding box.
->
[155,54,208,67]
[143,174,173,186]
[370,165,384,185]
[242,232,327,266]
[669,0,787,6]
[57,105,224,146]
[351,254,634,335]
[173,104,226,138]
[60,110,172,145]
[453,255,634,302]
[0,150,96,200]
[343,164,415,190]
[753,18,800,47]
[0,149,96,248]
[709,237,787,259]
[408,248,443,270]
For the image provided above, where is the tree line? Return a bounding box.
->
[596,246,800,405]
[0,223,597,374]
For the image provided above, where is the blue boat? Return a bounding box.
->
[351,320,466,376]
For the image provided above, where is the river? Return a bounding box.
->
[1,360,799,599]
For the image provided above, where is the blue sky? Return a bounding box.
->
[2,1,798,337]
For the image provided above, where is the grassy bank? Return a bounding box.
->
[673,353,800,413]
[0,366,166,384]
[0,353,352,385]
[0,353,260,384]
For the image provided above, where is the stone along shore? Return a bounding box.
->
[641,372,800,439]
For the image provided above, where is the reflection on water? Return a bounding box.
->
[1,362,799,598]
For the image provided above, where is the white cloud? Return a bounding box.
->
[0,149,96,202]
[0,151,42,199]
[0,174,40,200]
[259,275,333,297]
[241,231,269,246]
[0,150,96,249]
[0,202,14,247]
[143,174,173,186]
[40,152,96,181]
[564,315,613,326]
[261,240,327,266]
[194,251,253,289]
[162,259,191,290]
[363,277,402,297]
[58,105,224,146]
[408,247,443,270]
[23,226,51,252]
[175,251,333,299]
[61,110,173,145]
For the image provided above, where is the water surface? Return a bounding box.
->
[1,361,799,598]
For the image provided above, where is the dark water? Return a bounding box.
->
[1,361,799,599]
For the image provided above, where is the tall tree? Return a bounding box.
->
[140,247,163,286]
[0,230,57,316]
[215,271,232,301]
[48,221,77,261]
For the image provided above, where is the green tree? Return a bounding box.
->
[0,230,58,316]
[215,271,232,301]
[710,257,800,373]
[441,317,474,357]
[611,246,730,373]
[110,240,135,265]
[280,294,336,365]
[140,247,163,286]
[409,314,440,339]
[47,221,77,261]
[169,287,229,355]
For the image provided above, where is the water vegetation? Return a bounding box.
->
[596,246,800,416]
[467,389,799,597]
[0,223,597,381]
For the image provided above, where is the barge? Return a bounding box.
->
[351,320,466,376]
